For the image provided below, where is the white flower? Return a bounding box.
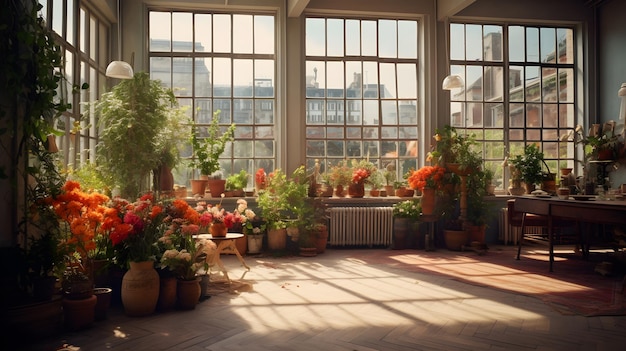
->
[163,249,179,259]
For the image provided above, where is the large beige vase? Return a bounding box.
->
[121,261,159,317]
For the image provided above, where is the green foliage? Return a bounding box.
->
[328,160,352,187]
[93,72,188,198]
[509,144,544,186]
[430,125,482,172]
[190,110,236,177]
[225,170,249,190]
[1,1,76,289]
[466,170,496,226]
[392,199,421,219]
[257,166,309,230]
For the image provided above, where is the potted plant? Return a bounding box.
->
[429,125,482,175]
[465,170,496,244]
[92,72,187,199]
[225,170,248,197]
[348,159,377,198]
[509,144,544,193]
[368,170,384,196]
[257,166,308,251]
[382,164,397,196]
[392,199,421,249]
[189,110,236,197]
[328,160,351,197]
[407,165,446,216]
[2,1,75,320]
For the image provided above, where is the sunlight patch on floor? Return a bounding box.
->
[390,254,594,294]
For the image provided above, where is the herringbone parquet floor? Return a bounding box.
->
[26,245,626,351]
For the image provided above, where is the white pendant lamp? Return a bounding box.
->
[106,60,134,79]
[106,0,133,79]
[442,74,464,90]
[442,19,464,90]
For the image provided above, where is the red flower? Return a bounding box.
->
[352,168,371,184]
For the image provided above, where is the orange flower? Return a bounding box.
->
[407,166,447,191]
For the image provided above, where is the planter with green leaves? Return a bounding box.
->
[225,170,248,197]
[190,110,235,197]
[509,144,544,192]
[257,166,308,251]
[92,72,188,199]
[1,0,76,305]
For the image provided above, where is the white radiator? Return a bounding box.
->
[499,208,544,245]
[329,207,394,247]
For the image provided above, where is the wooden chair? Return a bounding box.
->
[507,199,577,260]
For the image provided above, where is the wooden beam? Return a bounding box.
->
[437,0,476,21]
[287,0,310,18]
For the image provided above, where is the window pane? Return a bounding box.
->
[379,20,397,58]
[558,28,574,64]
[542,67,557,102]
[255,60,274,97]
[398,20,417,59]
[306,18,325,56]
[379,63,396,99]
[173,12,192,52]
[381,100,397,125]
[558,68,574,103]
[484,66,503,101]
[213,14,231,53]
[151,57,171,87]
[509,26,524,62]
[346,20,360,55]
[213,58,231,97]
[361,20,377,56]
[540,27,556,63]
[484,25,502,61]
[526,27,539,62]
[67,0,75,45]
[327,19,344,57]
[233,15,253,54]
[467,66,483,101]
[150,12,171,52]
[397,64,417,99]
[509,66,524,101]
[466,24,482,61]
[347,100,362,125]
[525,66,540,102]
[195,58,211,97]
[326,62,344,98]
[173,57,192,97]
[450,23,465,60]
[195,14,211,52]
[233,59,253,97]
[255,16,274,54]
[346,61,362,99]
[363,100,378,125]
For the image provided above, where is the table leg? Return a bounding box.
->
[548,215,554,272]
[209,241,231,283]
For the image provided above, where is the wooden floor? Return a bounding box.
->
[26,245,626,351]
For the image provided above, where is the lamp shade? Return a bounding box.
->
[106,60,134,79]
[442,74,464,90]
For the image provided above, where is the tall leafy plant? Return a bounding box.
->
[190,110,236,177]
[0,1,77,294]
[93,72,188,198]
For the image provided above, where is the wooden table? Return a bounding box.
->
[513,196,626,271]
[195,233,250,283]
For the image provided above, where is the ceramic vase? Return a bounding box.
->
[247,233,264,254]
[210,222,228,237]
[121,261,159,317]
[62,294,96,331]
[420,187,436,215]
[177,278,201,310]
[157,276,177,312]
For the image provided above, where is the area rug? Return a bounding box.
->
[350,244,626,317]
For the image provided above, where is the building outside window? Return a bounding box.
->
[305,17,420,180]
[149,10,276,188]
[448,23,579,191]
